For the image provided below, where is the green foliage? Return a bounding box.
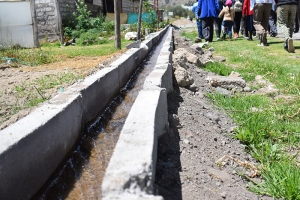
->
[250,161,300,200]
[76,30,109,46]
[0,45,54,66]
[205,62,232,76]
[142,1,158,33]
[63,1,115,43]
[128,23,138,32]
[73,0,92,31]
[99,19,115,35]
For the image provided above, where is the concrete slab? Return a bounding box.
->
[144,64,173,94]
[0,92,82,200]
[101,89,167,200]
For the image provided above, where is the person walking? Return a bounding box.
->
[277,0,299,52]
[233,0,243,38]
[242,0,255,40]
[219,0,236,39]
[268,7,278,36]
[192,0,204,39]
[197,0,221,42]
[215,0,226,40]
[250,0,276,46]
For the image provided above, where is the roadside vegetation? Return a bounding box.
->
[182,30,300,199]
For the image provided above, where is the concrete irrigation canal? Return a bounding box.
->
[0,26,173,200]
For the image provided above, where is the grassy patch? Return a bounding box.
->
[185,28,300,199]
[0,38,132,66]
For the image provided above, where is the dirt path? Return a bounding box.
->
[153,27,273,200]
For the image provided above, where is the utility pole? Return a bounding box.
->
[114,0,121,49]
[137,0,143,40]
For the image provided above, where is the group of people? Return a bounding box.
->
[191,0,300,52]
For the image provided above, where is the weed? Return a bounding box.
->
[249,161,300,200]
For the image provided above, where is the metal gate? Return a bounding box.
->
[0,0,37,48]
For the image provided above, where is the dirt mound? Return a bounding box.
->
[172,18,196,27]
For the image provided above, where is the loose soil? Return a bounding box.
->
[0,51,125,130]
[1,19,273,199]
[154,26,273,200]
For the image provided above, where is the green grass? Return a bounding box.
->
[182,29,300,199]
[0,37,132,66]
[40,38,131,58]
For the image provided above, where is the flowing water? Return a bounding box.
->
[33,30,170,200]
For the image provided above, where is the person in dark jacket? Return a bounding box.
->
[214,0,226,40]
[197,0,221,42]
[277,0,299,52]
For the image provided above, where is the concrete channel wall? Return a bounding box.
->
[102,28,174,200]
[0,26,170,200]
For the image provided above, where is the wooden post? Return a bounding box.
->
[137,0,143,40]
[114,0,121,49]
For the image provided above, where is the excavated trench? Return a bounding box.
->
[32,32,170,200]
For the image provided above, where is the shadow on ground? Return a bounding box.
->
[154,79,183,200]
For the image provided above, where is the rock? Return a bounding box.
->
[255,75,267,84]
[194,37,202,43]
[183,37,191,41]
[188,82,199,92]
[257,85,279,95]
[196,92,205,98]
[213,55,226,62]
[169,114,182,128]
[214,87,233,96]
[198,42,209,48]
[206,75,246,90]
[174,66,194,87]
[183,139,190,144]
[200,51,213,65]
[173,50,189,69]
[98,64,105,69]
[229,71,242,77]
[220,192,227,198]
[243,86,251,92]
[190,44,204,54]
[173,48,202,66]
[124,32,137,40]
